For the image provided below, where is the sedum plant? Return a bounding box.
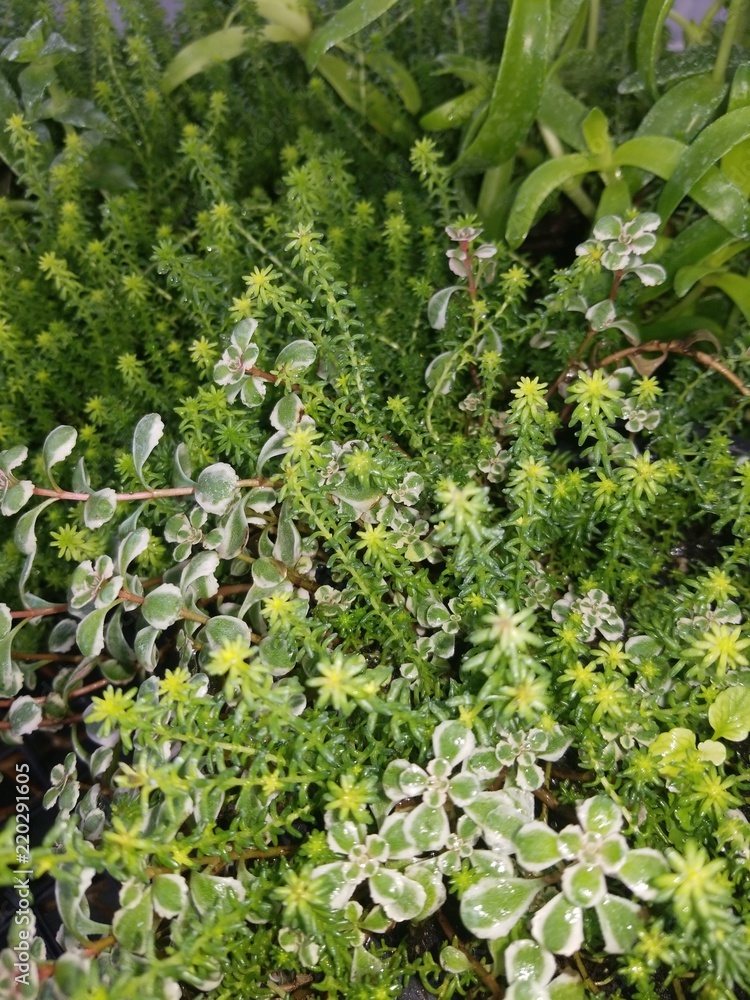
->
[0,3,749,1000]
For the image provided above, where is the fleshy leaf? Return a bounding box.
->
[141,584,184,630]
[8,695,43,737]
[132,413,164,487]
[275,339,317,374]
[368,869,427,922]
[404,803,449,853]
[427,286,462,330]
[504,938,556,986]
[530,892,583,956]
[42,425,77,486]
[83,489,117,529]
[616,849,670,901]
[594,894,642,954]
[514,821,562,873]
[460,876,542,939]
[153,874,189,919]
[709,686,750,742]
[194,463,239,516]
[432,720,476,766]
[561,863,607,908]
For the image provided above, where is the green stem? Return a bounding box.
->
[587,0,601,51]
[713,0,747,84]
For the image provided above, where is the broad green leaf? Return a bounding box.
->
[506,153,594,248]
[254,0,313,43]
[722,65,750,194]
[194,462,239,516]
[709,685,750,742]
[404,803,449,852]
[420,86,488,131]
[455,0,550,174]
[77,602,116,657]
[617,849,670,901]
[83,488,117,530]
[365,49,421,113]
[636,0,675,100]
[141,584,184,630]
[504,939,555,987]
[42,425,76,487]
[657,107,750,232]
[317,54,414,145]
[636,74,727,144]
[514,821,562,873]
[161,27,248,95]
[537,78,588,151]
[460,876,542,939]
[306,0,402,72]
[594,894,642,954]
[432,720,475,766]
[368,869,426,922]
[132,413,164,487]
[153,874,188,919]
[427,287,463,330]
[548,0,587,55]
[648,726,696,760]
[700,272,750,324]
[530,892,583,956]
[8,695,42,737]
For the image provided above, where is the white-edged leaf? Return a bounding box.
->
[153,874,189,918]
[8,695,42,736]
[369,869,427,922]
[76,602,116,657]
[530,893,583,956]
[404,803,449,853]
[141,584,184,629]
[194,463,239,515]
[594,894,642,954]
[432,720,476,766]
[132,413,164,487]
[43,425,77,484]
[275,339,317,373]
[460,876,542,939]
[616,848,670,901]
[425,351,455,393]
[504,939,556,986]
[427,285,462,329]
[83,488,117,529]
[514,821,562,872]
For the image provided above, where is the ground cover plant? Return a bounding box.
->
[1,0,750,998]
